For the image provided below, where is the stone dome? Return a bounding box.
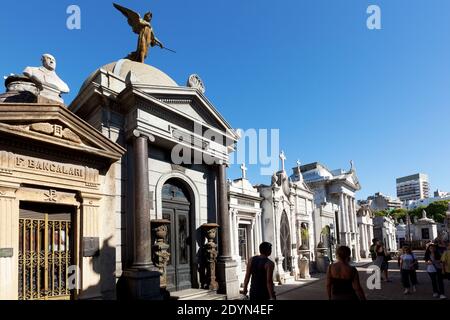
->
[80,59,178,92]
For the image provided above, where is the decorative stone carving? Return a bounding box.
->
[151,219,171,288]
[4,76,39,96]
[187,74,206,94]
[28,123,82,143]
[44,189,58,202]
[0,151,14,175]
[315,243,331,273]
[202,223,219,290]
[171,164,186,173]
[299,256,311,279]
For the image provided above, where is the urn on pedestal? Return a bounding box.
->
[201,223,219,290]
[151,219,171,288]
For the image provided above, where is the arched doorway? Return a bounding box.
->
[161,179,193,292]
[280,211,292,272]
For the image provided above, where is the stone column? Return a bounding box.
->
[79,194,102,300]
[0,185,19,300]
[339,193,347,245]
[255,213,262,256]
[290,204,299,278]
[133,135,151,268]
[231,210,241,276]
[369,224,374,246]
[344,196,351,245]
[273,200,284,284]
[122,133,161,300]
[216,164,239,299]
[233,211,239,259]
[362,224,368,257]
[346,196,352,234]
[249,221,255,260]
[363,223,368,258]
[229,209,235,258]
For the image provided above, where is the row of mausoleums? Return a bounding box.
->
[0,58,373,300]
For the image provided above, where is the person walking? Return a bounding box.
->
[399,246,418,294]
[369,238,378,261]
[374,241,391,282]
[242,242,276,301]
[326,246,366,300]
[425,243,446,299]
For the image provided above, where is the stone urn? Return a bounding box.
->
[201,223,219,290]
[315,242,330,273]
[151,219,171,288]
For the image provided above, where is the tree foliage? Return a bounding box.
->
[371,201,448,224]
[374,210,389,217]
[424,201,449,223]
[390,208,408,221]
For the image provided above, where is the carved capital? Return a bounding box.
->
[132,129,155,142]
[79,193,101,207]
[0,185,18,199]
[0,151,14,175]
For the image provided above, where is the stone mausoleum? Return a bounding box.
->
[70,59,240,299]
[0,53,240,300]
[0,63,125,300]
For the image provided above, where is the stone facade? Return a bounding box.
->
[257,153,315,283]
[0,103,125,300]
[69,59,240,299]
[366,192,403,211]
[301,162,362,262]
[356,204,374,259]
[373,216,398,252]
[227,168,263,286]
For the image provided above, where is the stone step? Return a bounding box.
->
[170,288,226,301]
[191,291,227,301]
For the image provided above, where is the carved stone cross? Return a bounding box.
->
[280,151,286,172]
[240,163,248,180]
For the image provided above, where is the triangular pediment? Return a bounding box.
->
[154,96,224,130]
[0,104,125,162]
[118,85,238,141]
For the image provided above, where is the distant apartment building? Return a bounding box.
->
[365,192,403,211]
[396,173,430,203]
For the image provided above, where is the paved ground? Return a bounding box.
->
[276,252,450,300]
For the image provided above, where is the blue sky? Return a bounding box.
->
[1,0,450,200]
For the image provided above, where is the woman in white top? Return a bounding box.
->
[399,246,417,294]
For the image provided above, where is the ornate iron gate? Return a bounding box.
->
[18,210,72,300]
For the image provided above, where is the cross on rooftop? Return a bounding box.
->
[240,163,248,180]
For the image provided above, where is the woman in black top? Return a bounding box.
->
[243,242,276,301]
[374,241,391,282]
[326,246,366,300]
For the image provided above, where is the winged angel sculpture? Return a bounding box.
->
[113,3,165,63]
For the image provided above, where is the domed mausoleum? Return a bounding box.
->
[70,59,240,300]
